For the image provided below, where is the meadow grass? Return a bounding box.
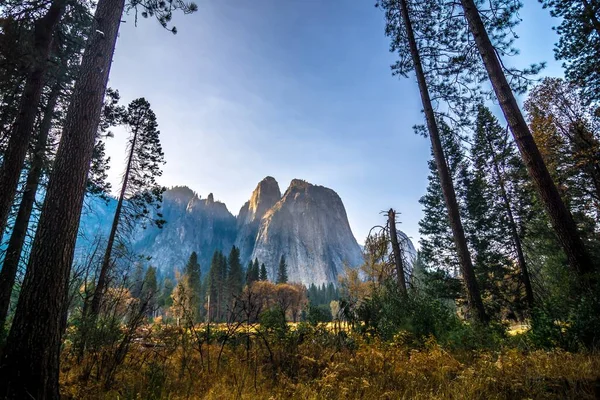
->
[60,322,600,399]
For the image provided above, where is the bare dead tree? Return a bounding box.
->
[388,209,407,296]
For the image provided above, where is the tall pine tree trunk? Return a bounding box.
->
[0,79,61,329]
[459,0,594,282]
[90,124,140,317]
[0,0,66,241]
[387,209,407,296]
[0,0,125,397]
[483,131,534,308]
[398,0,487,322]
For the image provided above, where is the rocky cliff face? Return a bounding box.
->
[130,187,237,276]
[235,177,281,263]
[250,179,364,286]
[77,177,415,286]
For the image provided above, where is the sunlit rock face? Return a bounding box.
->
[235,176,282,263]
[250,179,364,286]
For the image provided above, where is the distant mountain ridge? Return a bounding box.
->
[76,177,415,286]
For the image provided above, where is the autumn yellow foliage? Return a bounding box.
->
[60,324,600,400]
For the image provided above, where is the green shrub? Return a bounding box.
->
[259,306,288,337]
[529,294,600,351]
[349,280,506,350]
[305,304,332,325]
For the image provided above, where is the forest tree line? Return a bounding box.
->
[142,249,337,326]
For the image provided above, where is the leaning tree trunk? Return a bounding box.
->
[483,131,534,309]
[89,122,140,317]
[459,0,595,283]
[387,209,407,296]
[0,79,62,329]
[0,0,125,398]
[398,0,488,322]
[0,0,66,241]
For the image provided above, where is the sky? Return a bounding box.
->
[104,0,565,246]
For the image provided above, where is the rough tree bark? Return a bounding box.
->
[0,79,62,329]
[387,209,407,296]
[0,0,66,241]
[397,0,488,322]
[459,0,595,282]
[0,0,126,397]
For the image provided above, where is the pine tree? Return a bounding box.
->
[469,105,534,310]
[0,84,118,330]
[462,108,520,316]
[207,250,228,321]
[0,78,63,330]
[88,88,122,199]
[0,0,67,241]
[184,251,202,322]
[0,11,33,137]
[379,0,487,322]
[307,283,339,307]
[141,266,158,318]
[158,278,174,310]
[219,252,229,320]
[540,0,600,103]
[0,2,197,395]
[207,252,220,322]
[418,120,470,275]
[0,0,126,392]
[252,259,260,282]
[381,0,541,127]
[245,260,256,285]
[260,263,268,281]
[381,0,593,285]
[90,98,166,318]
[418,120,479,312]
[277,255,289,284]
[245,258,260,284]
[227,246,244,304]
[524,78,600,226]
[457,0,594,282]
[0,4,100,329]
[158,278,175,309]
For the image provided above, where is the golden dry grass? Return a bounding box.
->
[60,325,600,400]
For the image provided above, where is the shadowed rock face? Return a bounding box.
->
[130,189,237,276]
[250,179,364,286]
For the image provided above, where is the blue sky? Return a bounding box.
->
[105,0,564,246]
